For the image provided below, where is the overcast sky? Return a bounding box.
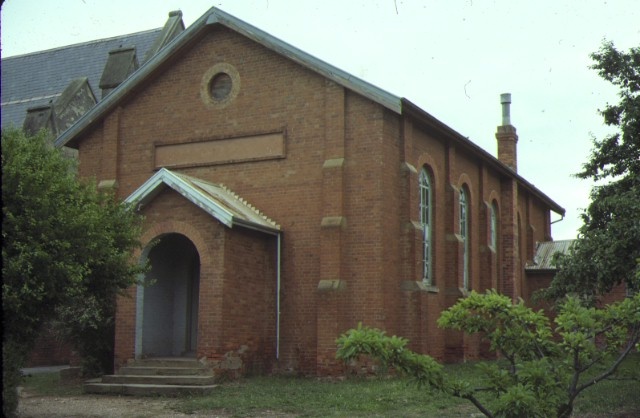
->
[2,0,639,240]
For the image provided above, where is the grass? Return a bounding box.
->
[174,354,640,418]
[174,375,474,417]
[571,352,640,417]
[20,354,639,417]
[20,371,83,397]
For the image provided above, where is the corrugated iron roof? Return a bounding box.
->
[125,168,280,235]
[526,239,575,271]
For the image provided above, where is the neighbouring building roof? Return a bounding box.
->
[125,168,281,235]
[1,28,161,129]
[526,239,575,271]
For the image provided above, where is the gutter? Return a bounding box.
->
[401,98,566,217]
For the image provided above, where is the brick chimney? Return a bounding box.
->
[495,93,518,171]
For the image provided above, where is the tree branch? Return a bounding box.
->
[575,325,639,395]
[463,393,494,418]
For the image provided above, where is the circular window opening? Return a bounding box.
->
[209,72,232,101]
[201,63,240,109]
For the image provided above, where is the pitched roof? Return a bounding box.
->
[48,7,564,216]
[53,6,402,150]
[125,168,281,235]
[1,28,161,129]
[16,7,561,216]
[526,239,575,271]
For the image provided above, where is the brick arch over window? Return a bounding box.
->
[455,173,475,204]
[417,153,441,191]
[487,190,501,210]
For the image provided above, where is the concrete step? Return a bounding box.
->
[129,358,203,368]
[84,382,217,396]
[85,357,218,396]
[118,366,211,376]
[102,374,216,385]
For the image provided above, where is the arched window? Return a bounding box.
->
[489,202,498,250]
[419,169,433,284]
[459,187,469,290]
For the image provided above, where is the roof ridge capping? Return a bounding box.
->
[126,168,280,234]
[213,182,281,230]
[170,171,280,231]
[204,7,402,114]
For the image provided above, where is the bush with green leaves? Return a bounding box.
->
[2,128,145,417]
[336,290,639,418]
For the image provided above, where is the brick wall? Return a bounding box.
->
[221,227,277,374]
[75,24,565,374]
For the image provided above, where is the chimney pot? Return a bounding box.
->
[496,93,518,171]
[500,93,512,126]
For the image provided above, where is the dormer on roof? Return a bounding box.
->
[99,47,139,98]
[142,10,185,64]
[23,105,56,137]
[22,77,96,137]
[54,77,97,133]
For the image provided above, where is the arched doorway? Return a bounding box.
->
[136,233,200,358]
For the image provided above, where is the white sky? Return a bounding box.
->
[2,0,639,240]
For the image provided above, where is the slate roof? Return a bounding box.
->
[1,28,161,129]
[526,239,575,271]
[125,168,281,235]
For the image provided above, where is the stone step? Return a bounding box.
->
[85,357,218,396]
[129,357,204,368]
[118,366,212,376]
[84,382,218,396]
[102,374,216,385]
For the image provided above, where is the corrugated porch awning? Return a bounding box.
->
[124,168,281,235]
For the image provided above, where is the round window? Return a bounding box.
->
[209,72,232,101]
[201,63,240,109]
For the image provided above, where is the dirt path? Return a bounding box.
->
[17,390,220,418]
[17,388,297,418]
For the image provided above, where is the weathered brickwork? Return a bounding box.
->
[74,24,562,375]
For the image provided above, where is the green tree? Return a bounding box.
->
[543,41,640,301]
[336,291,639,418]
[2,128,145,417]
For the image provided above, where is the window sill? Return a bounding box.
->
[459,287,471,297]
[423,284,439,293]
[400,281,439,293]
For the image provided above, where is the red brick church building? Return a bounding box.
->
[3,8,566,375]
